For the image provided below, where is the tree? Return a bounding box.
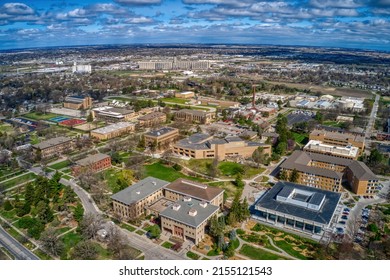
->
[79,213,104,240]
[86,112,93,122]
[315,111,324,124]
[3,200,13,211]
[368,149,383,166]
[40,228,64,257]
[234,173,245,188]
[275,141,287,156]
[38,202,54,224]
[73,203,84,224]
[148,225,161,239]
[289,169,299,183]
[138,135,145,149]
[209,215,225,239]
[71,240,98,260]
[207,158,219,177]
[252,147,267,167]
[279,170,288,181]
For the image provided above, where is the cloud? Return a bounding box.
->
[1,3,35,15]
[114,0,162,5]
[309,0,363,8]
[125,16,155,24]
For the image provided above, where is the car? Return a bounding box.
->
[336,227,344,233]
[339,221,346,225]
[341,215,348,220]
[342,212,350,215]
[343,207,350,212]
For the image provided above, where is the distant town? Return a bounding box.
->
[0,44,389,261]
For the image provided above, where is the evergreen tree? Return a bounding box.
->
[289,168,300,183]
[74,203,84,223]
[234,173,245,188]
[279,170,288,181]
[24,183,35,207]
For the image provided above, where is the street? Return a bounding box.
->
[0,226,39,260]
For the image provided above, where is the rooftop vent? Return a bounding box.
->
[199,201,208,208]
[183,196,192,202]
[188,209,197,217]
[157,132,161,136]
[172,203,181,211]
[136,191,140,195]
[152,181,156,186]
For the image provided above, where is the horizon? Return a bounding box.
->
[1,1,390,52]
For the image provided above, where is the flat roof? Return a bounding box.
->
[75,153,110,167]
[111,177,169,205]
[304,140,359,158]
[176,109,209,117]
[91,122,134,135]
[145,126,178,137]
[164,178,224,202]
[138,112,166,121]
[310,129,365,144]
[32,136,72,150]
[160,197,219,228]
[255,181,341,225]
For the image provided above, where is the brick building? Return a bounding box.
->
[72,153,111,176]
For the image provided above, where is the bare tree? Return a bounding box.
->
[79,213,104,240]
[346,215,361,240]
[70,240,98,260]
[40,228,64,257]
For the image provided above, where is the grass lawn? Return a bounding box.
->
[239,244,288,260]
[207,181,237,198]
[161,241,174,249]
[23,112,61,120]
[0,169,24,181]
[61,168,72,174]
[292,132,309,145]
[33,249,53,260]
[62,175,72,180]
[323,120,343,128]
[161,97,188,104]
[55,227,72,235]
[94,243,113,260]
[120,223,136,232]
[218,162,263,179]
[186,251,200,260]
[0,123,13,133]
[136,230,145,235]
[61,232,83,257]
[207,249,221,256]
[0,172,37,190]
[144,162,207,183]
[48,160,70,170]
[0,209,18,222]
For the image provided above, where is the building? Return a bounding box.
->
[164,178,224,207]
[303,140,359,160]
[72,153,111,176]
[72,63,92,73]
[144,127,179,151]
[111,177,169,220]
[32,136,74,159]
[253,181,341,236]
[175,91,195,99]
[90,122,135,140]
[175,109,215,124]
[111,176,223,244]
[92,107,136,123]
[197,97,240,108]
[279,150,378,195]
[138,59,210,70]
[63,96,93,110]
[173,133,271,160]
[138,112,166,128]
[160,198,219,245]
[309,129,365,154]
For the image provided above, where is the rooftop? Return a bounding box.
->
[32,136,72,150]
[111,177,169,205]
[75,153,110,167]
[91,122,135,135]
[310,129,365,144]
[176,109,210,117]
[164,178,224,202]
[348,161,377,180]
[160,197,219,228]
[255,181,341,225]
[138,112,166,121]
[304,140,359,158]
[145,127,178,137]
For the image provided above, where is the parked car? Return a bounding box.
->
[341,215,348,220]
[339,221,346,225]
[343,207,350,212]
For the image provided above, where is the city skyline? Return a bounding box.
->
[0,0,390,51]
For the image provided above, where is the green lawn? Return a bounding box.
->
[0,172,37,190]
[48,160,70,170]
[186,251,200,260]
[0,209,18,222]
[0,169,24,181]
[0,123,13,133]
[61,168,72,174]
[23,112,61,120]
[161,241,174,249]
[144,162,207,183]
[33,249,53,260]
[120,223,136,232]
[323,120,343,128]
[135,230,145,235]
[62,175,72,180]
[218,162,263,179]
[239,244,288,260]
[161,97,188,104]
[292,132,309,145]
[61,232,83,256]
[207,181,237,198]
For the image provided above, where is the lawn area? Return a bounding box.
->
[94,243,113,260]
[0,172,37,190]
[61,168,72,174]
[0,209,18,222]
[136,230,145,235]
[120,223,136,232]
[186,159,213,175]
[0,169,24,181]
[218,162,263,179]
[161,241,174,249]
[48,160,70,170]
[207,181,237,198]
[23,112,61,120]
[144,162,208,183]
[61,231,83,257]
[33,249,53,260]
[239,244,288,260]
[292,132,309,145]
[161,97,188,104]
[186,251,200,260]
[62,175,72,180]
[0,123,13,133]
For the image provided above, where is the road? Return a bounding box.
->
[365,93,380,141]
[0,226,39,260]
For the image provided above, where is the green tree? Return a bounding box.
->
[3,200,13,211]
[279,170,288,181]
[275,141,287,155]
[74,203,84,223]
[24,183,35,207]
[368,148,383,166]
[138,135,145,149]
[234,173,245,188]
[315,111,324,124]
[252,147,267,167]
[148,225,161,239]
[86,112,93,122]
[289,169,300,183]
[38,202,54,223]
[62,186,76,203]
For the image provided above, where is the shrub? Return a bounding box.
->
[3,200,13,211]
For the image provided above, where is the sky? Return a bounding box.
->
[0,0,390,51]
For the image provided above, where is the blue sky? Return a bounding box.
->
[0,0,389,51]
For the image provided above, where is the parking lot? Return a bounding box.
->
[287,110,315,126]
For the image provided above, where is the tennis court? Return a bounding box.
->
[49,116,71,123]
[59,118,86,127]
